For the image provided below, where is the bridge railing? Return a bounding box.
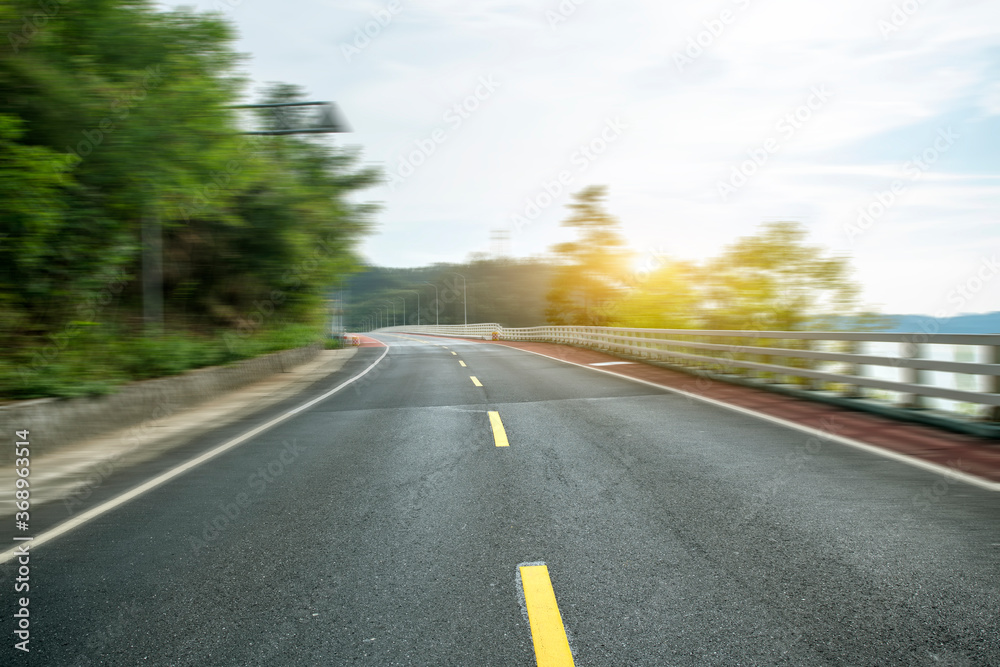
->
[372,324,1000,432]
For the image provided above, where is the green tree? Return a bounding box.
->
[0,0,381,398]
[700,221,861,331]
[608,258,702,329]
[545,186,632,325]
[0,113,79,336]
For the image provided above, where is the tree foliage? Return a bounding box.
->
[700,222,860,330]
[0,0,379,397]
[541,203,868,330]
[545,186,632,325]
[606,259,702,329]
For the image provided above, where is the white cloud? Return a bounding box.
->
[163,0,1000,314]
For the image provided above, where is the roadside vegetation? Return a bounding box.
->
[0,1,880,401]
[0,0,379,399]
[349,187,885,334]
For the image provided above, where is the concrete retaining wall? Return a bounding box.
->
[0,344,322,464]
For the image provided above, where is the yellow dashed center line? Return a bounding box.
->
[488,411,509,447]
[459,360,467,367]
[451,351,457,355]
[519,564,575,666]
[470,376,483,387]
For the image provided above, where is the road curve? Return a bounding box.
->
[2,333,998,666]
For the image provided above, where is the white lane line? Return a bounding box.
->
[589,361,633,366]
[494,345,1000,492]
[0,346,391,564]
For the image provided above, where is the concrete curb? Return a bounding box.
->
[0,346,359,518]
[0,344,322,465]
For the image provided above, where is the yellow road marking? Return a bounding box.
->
[488,411,509,447]
[519,564,575,666]
[470,376,483,387]
[451,351,457,355]
[459,360,467,367]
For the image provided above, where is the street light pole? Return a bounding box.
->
[422,282,439,326]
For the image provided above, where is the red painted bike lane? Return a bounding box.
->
[416,334,1000,485]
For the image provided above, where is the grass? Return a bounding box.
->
[0,322,327,401]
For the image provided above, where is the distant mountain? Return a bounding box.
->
[877,312,1000,334]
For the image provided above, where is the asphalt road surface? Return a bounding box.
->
[3,333,999,666]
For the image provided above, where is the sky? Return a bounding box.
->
[163,0,1000,317]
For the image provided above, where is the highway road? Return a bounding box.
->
[3,333,999,665]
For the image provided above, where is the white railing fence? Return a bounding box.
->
[369,324,1000,433]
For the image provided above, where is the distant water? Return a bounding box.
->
[861,341,988,417]
[878,311,1000,335]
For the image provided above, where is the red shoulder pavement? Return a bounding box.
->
[429,335,1000,485]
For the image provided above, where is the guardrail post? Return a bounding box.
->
[987,344,1000,421]
[801,338,819,390]
[900,341,927,409]
[840,339,863,397]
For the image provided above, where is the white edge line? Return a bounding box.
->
[493,344,1000,493]
[0,345,390,564]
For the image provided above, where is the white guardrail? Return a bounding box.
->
[370,324,1000,434]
